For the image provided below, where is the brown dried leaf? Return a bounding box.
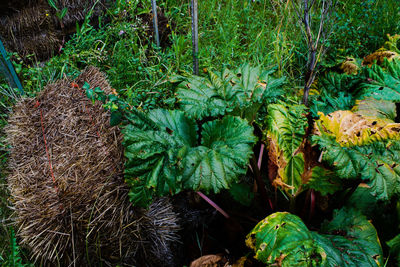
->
[190,254,227,267]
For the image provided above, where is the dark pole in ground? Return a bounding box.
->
[191,0,199,75]
[151,0,160,47]
[0,37,24,95]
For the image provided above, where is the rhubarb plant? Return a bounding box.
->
[246,208,383,266]
[312,110,400,200]
[265,102,341,198]
[174,63,285,122]
[123,109,256,207]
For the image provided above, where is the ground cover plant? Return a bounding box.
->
[1,0,400,266]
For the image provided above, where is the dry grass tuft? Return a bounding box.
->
[6,67,180,266]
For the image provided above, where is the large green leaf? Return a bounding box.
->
[123,109,256,206]
[387,234,400,265]
[313,110,400,200]
[175,63,285,121]
[316,207,383,266]
[182,116,256,192]
[123,109,197,205]
[352,98,396,121]
[310,72,358,117]
[175,74,230,120]
[266,103,308,196]
[312,133,400,200]
[304,166,342,196]
[245,212,323,266]
[357,59,400,101]
[246,208,383,266]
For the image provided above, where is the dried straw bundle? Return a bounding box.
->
[8,31,61,60]
[0,0,43,15]
[0,5,52,34]
[0,4,60,61]
[6,67,180,266]
[0,1,107,61]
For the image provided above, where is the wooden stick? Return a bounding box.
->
[151,0,160,47]
[191,0,199,75]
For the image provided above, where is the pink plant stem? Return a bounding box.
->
[308,189,316,222]
[258,144,264,170]
[197,191,229,219]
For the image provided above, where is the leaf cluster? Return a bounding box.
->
[246,207,383,266]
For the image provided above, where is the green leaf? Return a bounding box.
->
[357,59,400,101]
[176,74,229,120]
[313,134,400,200]
[123,109,197,206]
[58,7,68,19]
[47,0,58,10]
[176,63,285,121]
[304,166,342,195]
[317,207,383,266]
[245,212,323,266]
[387,234,400,265]
[352,97,396,121]
[310,72,358,117]
[182,116,256,192]
[246,208,383,267]
[345,186,379,217]
[266,103,308,196]
[86,88,95,104]
[123,110,256,206]
[313,110,400,200]
[110,111,122,126]
[82,82,90,91]
[228,182,254,206]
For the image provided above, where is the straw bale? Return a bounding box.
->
[0,5,53,35]
[0,0,43,15]
[0,1,107,61]
[2,30,61,61]
[6,67,180,266]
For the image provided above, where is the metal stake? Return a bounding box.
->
[191,0,199,75]
[0,37,24,95]
[151,0,160,47]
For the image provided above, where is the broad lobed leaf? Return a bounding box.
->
[315,110,400,147]
[312,133,400,200]
[175,63,285,121]
[245,212,321,266]
[123,109,256,206]
[246,208,383,267]
[357,58,400,101]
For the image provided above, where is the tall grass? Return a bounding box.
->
[163,0,302,80]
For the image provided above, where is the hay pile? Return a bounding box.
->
[6,67,180,266]
[0,0,107,61]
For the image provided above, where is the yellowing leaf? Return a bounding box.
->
[266,103,308,197]
[315,110,400,147]
[362,50,400,67]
